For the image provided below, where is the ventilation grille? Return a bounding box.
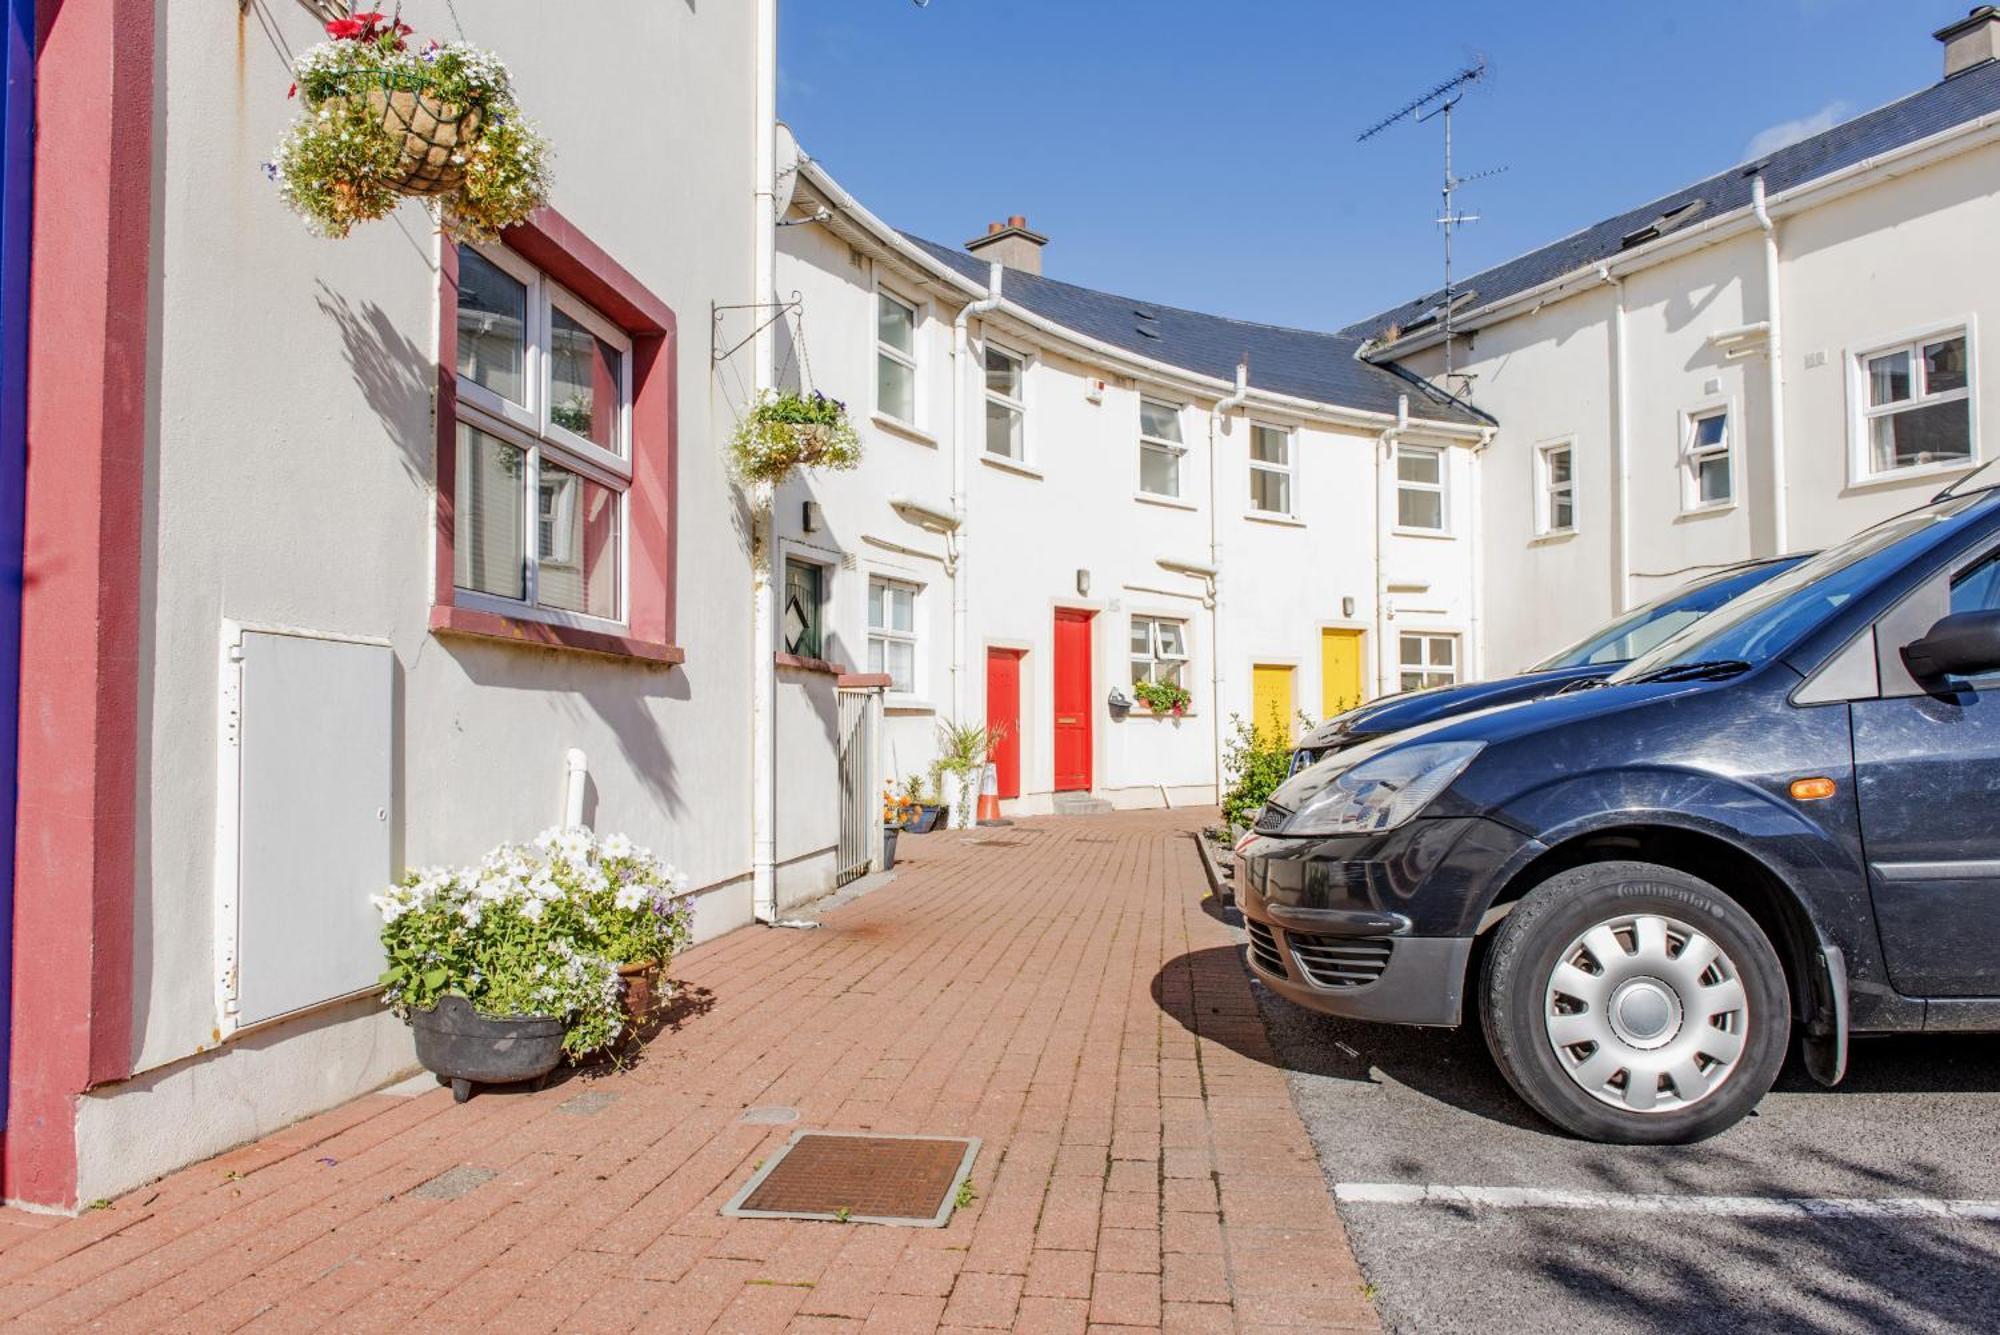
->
[1246,920,1286,978]
[1287,934,1393,989]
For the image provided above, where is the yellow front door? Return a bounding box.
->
[1252,664,1295,745]
[1321,628,1365,720]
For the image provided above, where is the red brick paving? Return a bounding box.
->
[0,809,1376,1332]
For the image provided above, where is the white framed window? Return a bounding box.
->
[1682,408,1732,509]
[1249,423,1293,515]
[1139,397,1186,497]
[1535,440,1575,534]
[984,343,1026,459]
[454,243,631,626]
[1130,615,1189,688]
[875,288,920,427]
[868,575,920,695]
[1399,632,1459,692]
[1855,327,1973,479]
[1396,444,1447,532]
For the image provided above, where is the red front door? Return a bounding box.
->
[986,649,1023,799]
[1053,610,1093,792]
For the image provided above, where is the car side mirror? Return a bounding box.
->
[1901,609,2000,682]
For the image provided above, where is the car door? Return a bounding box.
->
[1852,546,2000,997]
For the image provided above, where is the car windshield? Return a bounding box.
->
[1608,495,1988,683]
[1532,560,1802,669]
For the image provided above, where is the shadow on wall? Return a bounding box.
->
[314,282,434,487]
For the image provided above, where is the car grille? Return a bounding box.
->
[1287,934,1393,989]
[1254,802,1292,834]
[1245,920,1286,978]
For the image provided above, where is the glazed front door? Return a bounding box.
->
[1053,610,1093,792]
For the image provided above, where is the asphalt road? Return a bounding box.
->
[1221,927,2000,1334]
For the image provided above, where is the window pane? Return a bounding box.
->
[878,354,916,423]
[1397,447,1441,485]
[536,461,620,619]
[453,423,526,600]
[1132,657,1153,687]
[891,584,914,632]
[1872,400,1972,473]
[1546,447,1572,485]
[1429,637,1455,668]
[886,640,915,694]
[1398,486,1444,530]
[985,400,1023,458]
[1950,552,2000,616]
[1140,441,1180,496]
[549,306,622,451]
[1698,454,1732,503]
[1140,399,1182,443]
[877,293,914,356]
[784,560,823,658]
[1693,413,1727,449]
[1251,468,1290,513]
[1156,621,1186,658]
[868,580,884,630]
[1399,636,1424,666]
[1868,350,1911,406]
[984,346,1021,399]
[1131,619,1153,654]
[1158,659,1183,687]
[1551,492,1574,530]
[1925,336,1968,395]
[456,249,527,406]
[1401,671,1427,692]
[1251,425,1288,465]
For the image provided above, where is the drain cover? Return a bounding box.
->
[723,1131,979,1227]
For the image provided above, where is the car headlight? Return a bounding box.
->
[1282,741,1483,836]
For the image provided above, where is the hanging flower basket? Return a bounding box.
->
[270,13,550,241]
[730,390,863,486]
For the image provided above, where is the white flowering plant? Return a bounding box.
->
[374,828,693,1057]
[269,14,550,240]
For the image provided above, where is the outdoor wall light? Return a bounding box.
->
[803,501,823,533]
[1342,595,1356,618]
[1076,568,1090,596]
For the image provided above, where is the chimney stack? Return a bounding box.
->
[965,215,1048,276]
[1937,6,2000,79]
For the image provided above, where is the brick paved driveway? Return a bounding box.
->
[0,810,1374,1333]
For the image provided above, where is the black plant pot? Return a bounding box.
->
[882,827,899,870]
[410,995,565,1103]
[908,804,944,834]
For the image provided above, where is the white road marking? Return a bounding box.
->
[1335,1183,2000,1220]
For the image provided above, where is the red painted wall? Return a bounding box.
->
[6,0,152,1208]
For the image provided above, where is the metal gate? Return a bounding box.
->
[835,688,877,886]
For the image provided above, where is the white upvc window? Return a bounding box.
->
[876,288,920,426]
[1139,397,1187,497]
[453,243,631,627]
[1536,440,1575,534]
[1856,327,1973,480]
[1399,632,1459,692]
[1683,408,1733,509]
[984,342,1026,459]
[867,575,920,695]
[1396,444,1447,532]
[1249,423,1294,515]
[1130,615,1189,687]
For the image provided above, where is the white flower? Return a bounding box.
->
[370,893,407,923]
[554,827,595,864]
[601,833,633,860]
[521,897,545,922]
[580,865,608,895]
[614,883,648,912]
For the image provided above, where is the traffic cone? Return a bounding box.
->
[976,762,1007,825]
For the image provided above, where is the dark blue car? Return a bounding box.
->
[1238,481,2000,1143]
[1288,556,1806,775]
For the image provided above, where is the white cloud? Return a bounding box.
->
[1744,102,1848,160]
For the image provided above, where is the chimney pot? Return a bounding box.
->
[1936,5,2000,78]
[1008,214,1027,229]
[987,221,1003,235]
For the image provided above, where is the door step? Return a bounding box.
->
[1051,793,1114,816]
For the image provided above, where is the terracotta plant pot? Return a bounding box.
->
[618,960,661,1026]
[409,995,564,1103]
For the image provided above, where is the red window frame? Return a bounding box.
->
[431,207,683,664]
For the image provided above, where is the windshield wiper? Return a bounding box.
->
[1624,659,1752,685]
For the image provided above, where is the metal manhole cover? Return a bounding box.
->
[722,1131,979,1227]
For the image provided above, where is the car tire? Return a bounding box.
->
[1479,860,1790,1144]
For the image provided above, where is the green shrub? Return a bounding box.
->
[1220,706,1313,830]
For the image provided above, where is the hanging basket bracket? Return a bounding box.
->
[713,293,803,365]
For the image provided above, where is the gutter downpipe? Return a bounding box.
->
[1469,426,1495,679]
[749,0,778,923]
[949,263,1003,746]
[1752,174,1789,556]
[1207,360,1249,794]
[1596,264,1632,611]
[1373,394,1408,697]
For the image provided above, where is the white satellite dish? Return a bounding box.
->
[774,121,802,218]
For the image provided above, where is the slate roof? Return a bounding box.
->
[1343,59,2000,343]
[900,233,1488,427]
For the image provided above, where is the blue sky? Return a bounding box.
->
[780,1,1965,329]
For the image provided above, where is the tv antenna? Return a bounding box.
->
[1359,60,1502,387]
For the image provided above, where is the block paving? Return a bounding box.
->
[0,808,1376,1332]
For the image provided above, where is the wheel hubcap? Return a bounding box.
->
[1542,913,1749,1115]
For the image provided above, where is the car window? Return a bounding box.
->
[1610,494,1989,683]
[1950,550,2000,615]
[1533,560,1800,669]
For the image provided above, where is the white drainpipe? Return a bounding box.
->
[1208,359,1249,792]
[1373,393,1408,697]
[749,0,779,924]
[1468,426,1495,679]
[1751,174,1790,556]
[1597,264,1632,612]
[949,263,1004,731]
